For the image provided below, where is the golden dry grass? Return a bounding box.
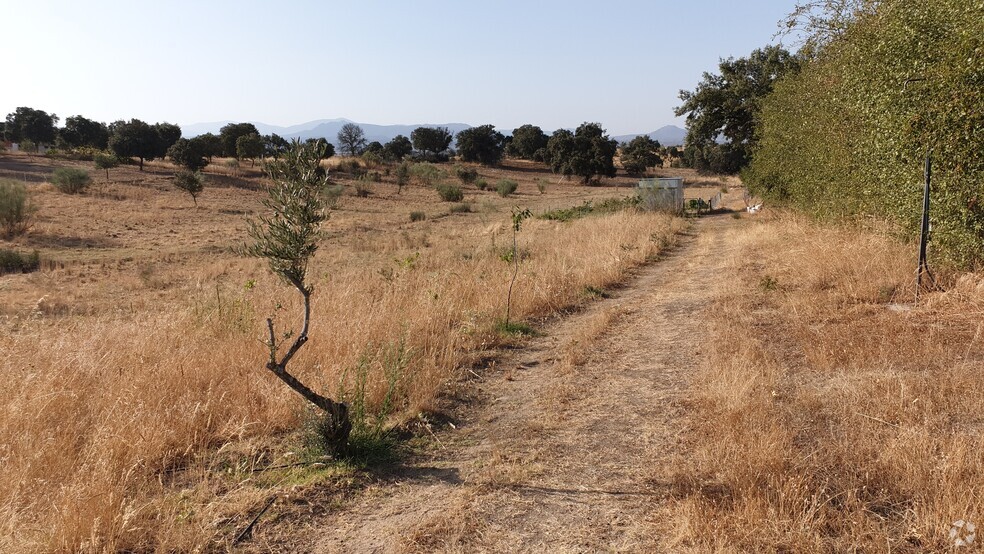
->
[0,152,686,551]
[662,212,984,552]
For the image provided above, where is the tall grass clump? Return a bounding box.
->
[50,167,91,194]
[0,178,35,238]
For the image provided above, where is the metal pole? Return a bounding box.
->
[915,154,931,300]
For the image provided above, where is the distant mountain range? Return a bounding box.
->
[613,125,687,147]
[181,119,687,147]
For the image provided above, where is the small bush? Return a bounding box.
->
[224,159,240,168]
[322,184,344,209]
[496,179,518,197]
[354,177,373,197]
[361,151,383,168]
[449,203,471,214]
[409,211,426,222]
[435,183,464,202]
[0,179,35,238]
[453,164,478,184]
[0,248,40,275]
[411,162,444,186]
[536,178,547,194]
[395,161,411,193]
[475,178,489,191]
[50,167,91,194]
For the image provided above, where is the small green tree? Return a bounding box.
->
[51,167,91,194]
[505,208,532,324]
[0,178,35,238]
[173,170,205,206]
[236,133,264,166]
[620,135,663,176]
[93,152,120,181]
[384,134,413,161]
[243,140,351,453]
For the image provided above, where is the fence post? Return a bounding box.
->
[915,153,932,301]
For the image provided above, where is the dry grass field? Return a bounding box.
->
[0,152,704,552]
[660,213,984,552]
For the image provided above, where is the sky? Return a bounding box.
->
[3,0,802,136]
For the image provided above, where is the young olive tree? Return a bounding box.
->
[505,207,532,324]
[243,139,351,452]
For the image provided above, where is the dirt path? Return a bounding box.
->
[310,213,735,553]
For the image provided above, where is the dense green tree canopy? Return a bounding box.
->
[153,123,182,158]
[745,0,983,267]
[675,45,800,174]
[167,137,210,171]
[60,115,109,149]
[236,133,264,165]
[194,133,223,161]
[303,137,335,159]
[506,124,549,161]
[108,119,160,170]
[336,123,367,156]
[620,135,663,176]
[219,122,260,158]
[263,133,290,158]
[455,124,506,166]
[411,126,453,160]
[545,123,618,183]
[384,134,413,161]
[5,107,59,145]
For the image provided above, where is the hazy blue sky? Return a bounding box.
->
[3,0,801,135]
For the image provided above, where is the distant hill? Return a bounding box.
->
[182,119,687,148]
[613,125,687,147]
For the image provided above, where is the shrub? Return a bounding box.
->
[449,203,472,214]
[0,248,40,275]
[50,167,91,194]
[409,211,426,222]
[475,178,489,191]
[453,164,478,184]
[0,179,35,238]
[410,162,444,186]
[322,184,344,209]
[435,183,464,202]
[354,177,372,197]
[496,179,518,197]
[173,170,205,206]
[536,178,547,194]
[395,161,411,193]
